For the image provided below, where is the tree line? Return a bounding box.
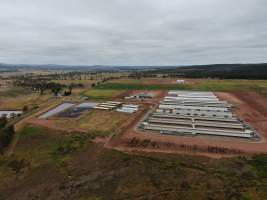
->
[141,64,267,79]
[14,78,84,96]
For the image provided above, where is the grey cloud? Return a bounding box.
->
[0,0,267,65]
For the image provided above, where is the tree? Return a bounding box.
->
[0,117,7,129]
[51,83,62,96]
[0,125,15,154]
[68,83,74,94]
[22,105,29,113]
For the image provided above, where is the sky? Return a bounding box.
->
[0,0,267,66]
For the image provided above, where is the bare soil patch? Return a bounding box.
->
[216,92,267,139]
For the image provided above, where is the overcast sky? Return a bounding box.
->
[0,0,267,66]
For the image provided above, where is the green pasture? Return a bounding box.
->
[81,89,125,100]
[94,79,267,97]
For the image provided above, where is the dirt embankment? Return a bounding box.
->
[216,92,267,140]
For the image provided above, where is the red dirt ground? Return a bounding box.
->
[106,91,267,157]
[216,92,267,140]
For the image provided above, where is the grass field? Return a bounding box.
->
[96,82,190,90]
[0,86,52,110]
[53,79,95,86]
[77,110,128,136]
[81,88,126,100]
[0,86,30,97]
[95,78,267,97]
[55,110,129,137]
[1,126,267,199]
[0,94,52,110]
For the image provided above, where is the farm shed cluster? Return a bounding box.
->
[0,111,22,119]
[117,104,139,113]
[94,101,121,110]
[141,90,257,139]
[125,92,154,99]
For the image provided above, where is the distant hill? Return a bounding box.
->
[0,63,176,72]
[1,62,267,79]
[146,63,267,79]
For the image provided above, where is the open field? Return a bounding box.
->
[0,94,51,110]
[53,79,95,86]
[81,89,126,100]
[0,69,64,78]
[56,110,130,136]
[0,86,30,97]
[98,78,267,97]
[0,86,52,110]
[1,126,267,199]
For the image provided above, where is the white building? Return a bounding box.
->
[176,80,185,84]
[0,111,22,118]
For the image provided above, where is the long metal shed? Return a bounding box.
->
[159,105,229,112]
[148,117,244,130]
[152,112,239,123]
[143,123,254,138]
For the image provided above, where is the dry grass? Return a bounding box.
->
[0,94,51,110]
[79,110,128,133]
[53,79,95,86]
[109,78,176,85]
[56,109,129,136]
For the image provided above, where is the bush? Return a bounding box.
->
[0,117,7,129]
[22,105,29,113]
[0,125,15,153]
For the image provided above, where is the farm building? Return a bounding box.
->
[0,111,22,119]
[94,101,121,110]
[117,104,139,113]
[176,80,185,84]
[125,92,154,99]
[141,90,256,139]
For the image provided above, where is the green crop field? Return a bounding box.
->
[1,125,267,199]
[96,82,190,90]
[81,88,126,100]
[94,78,267,97]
